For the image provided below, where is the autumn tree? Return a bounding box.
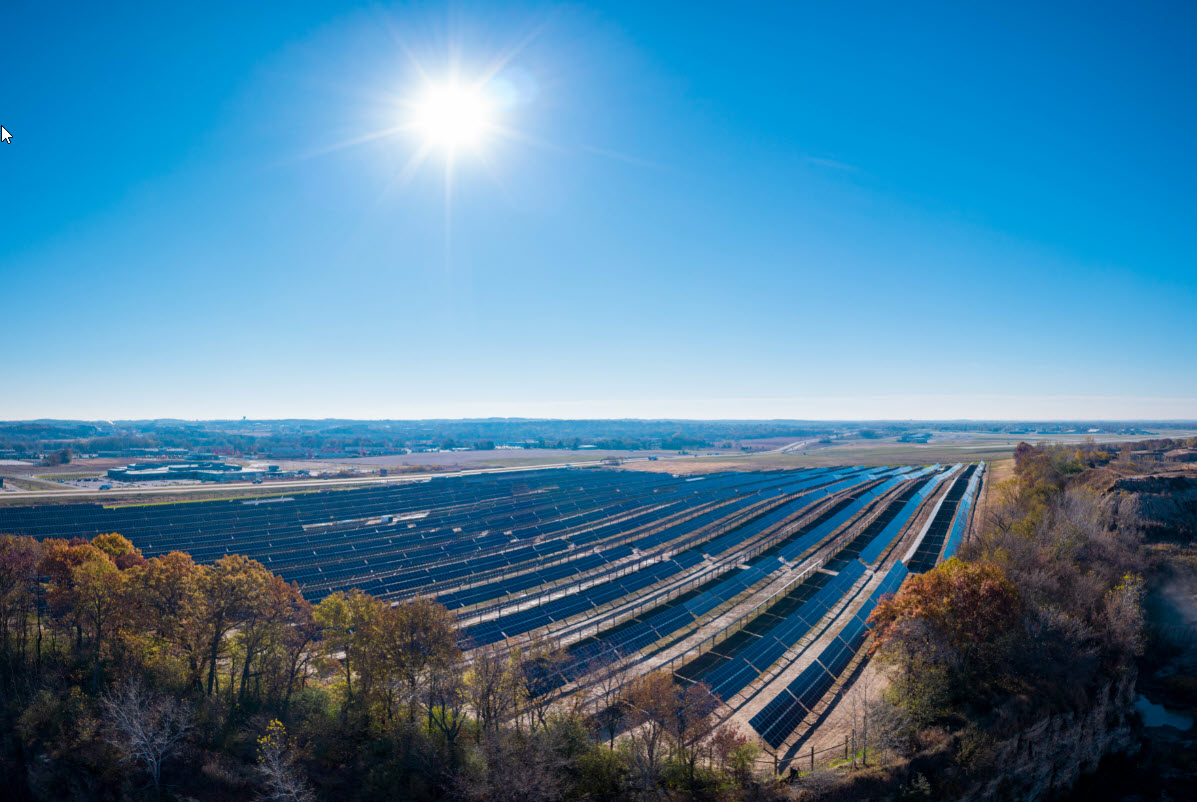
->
[72,557,128,691]
[130,552,206,690]
[871,558,1021,677]
[375,597,459,725]
[40,539,110,655]
[0,536,43,677]
[197,555,271,696]
[232,573,310,711]
[710,725,758,785]
[90,533,145,569]
[623,670,676,798]
[426,650,469,767]
[313,589,380,719]
[468,644,520,739]
[665,681,720,790]
[275,591,319,720]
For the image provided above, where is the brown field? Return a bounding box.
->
[622,438,1019,475]
[271,446,731,473]
[620,430,1197,476]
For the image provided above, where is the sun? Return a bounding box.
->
[411,82,494,153]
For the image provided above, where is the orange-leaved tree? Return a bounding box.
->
[872,559,1020,646]
[870,558,1021,680]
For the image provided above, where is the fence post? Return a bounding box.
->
[810,746,815,771]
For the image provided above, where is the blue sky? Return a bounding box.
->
[2,1,1195,420]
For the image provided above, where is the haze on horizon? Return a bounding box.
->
[3,2,1195,422]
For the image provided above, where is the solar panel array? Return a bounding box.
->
[683,466,948,702]
[459,466,896,647]
[905,464,976,573]
[702,561,867,701]
[941,462,984,561]
[2,460,975,715]
[537,485,881,691]
[749,561,910,748]
[0,468,835,603]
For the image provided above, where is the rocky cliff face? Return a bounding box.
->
[958,676,1139,802]
[1116,475,1197,541]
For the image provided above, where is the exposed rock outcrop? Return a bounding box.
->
[957,676,1139,802]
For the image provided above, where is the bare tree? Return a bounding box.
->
[666,681,720,789]
[468,643,520,737]
[459,731,565,802]
[623,671,675,799]
[588,650,633,748]
[845,670,880,768]
[427,653,469,768]
[256,719,316,802]
[101,678,194,792]
[864,696,910,767]
[518,639,568,732]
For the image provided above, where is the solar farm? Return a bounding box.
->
[0,461,984,761]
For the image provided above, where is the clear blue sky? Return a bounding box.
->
[2,1,1195,420]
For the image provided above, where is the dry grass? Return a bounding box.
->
[623,438,1019,475]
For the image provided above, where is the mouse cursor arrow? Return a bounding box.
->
[0,127,11,143]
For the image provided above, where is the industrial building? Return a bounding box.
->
[106,461,280,483]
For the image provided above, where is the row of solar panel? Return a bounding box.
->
[941,463,983,561]
[855,464,955,566]
[905,464,975,574]
[692,467,948,699]
[444,468,875,621]
[460,549,708,646]
[823,478,930,572]
[749,562,910,748]
[517,467,916,693]
[459,467,896,636]
[702,560,868,701]
[765,468,911,566]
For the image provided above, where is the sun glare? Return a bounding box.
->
[412,82,493,152]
